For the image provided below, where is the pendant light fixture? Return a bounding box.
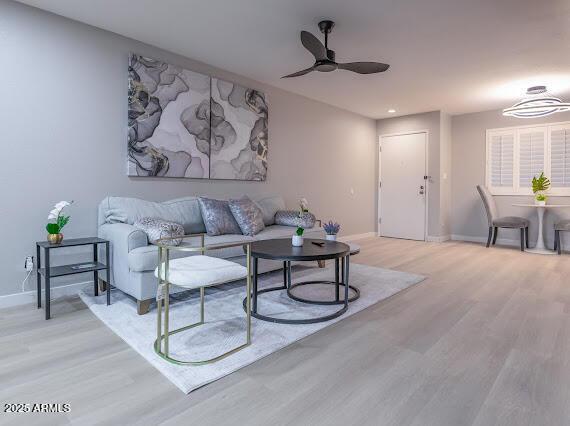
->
[503,86,570,118]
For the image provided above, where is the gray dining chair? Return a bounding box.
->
[476,185,530,251]
[553,220,570,255]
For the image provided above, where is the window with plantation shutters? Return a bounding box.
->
[550,127,570,188]
[518,129,545,188]
[489,133,514,187]
[486,122,570,196]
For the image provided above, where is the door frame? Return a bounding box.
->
[378,130,429,241]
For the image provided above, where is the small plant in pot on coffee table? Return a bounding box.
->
[323,220,340,241]
[292,198,309,246]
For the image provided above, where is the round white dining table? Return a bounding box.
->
[512,204,570,254]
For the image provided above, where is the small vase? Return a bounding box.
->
[292,235,304,246]
[325,234,337,241]
[47,233,63,244]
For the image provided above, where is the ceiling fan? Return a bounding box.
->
[282,20,390,78]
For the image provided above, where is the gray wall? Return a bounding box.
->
[451,108,570,246]
[0,1,377,297]
[440,112,452,237]
[376,111,445,237]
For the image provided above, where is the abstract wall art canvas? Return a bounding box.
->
[210,78,268,181]
[128,54,211,178]
[128,54,268,181]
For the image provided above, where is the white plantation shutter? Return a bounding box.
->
[486,122,570,195]
[489,132,514,188]
[550,127,570,187]
[518,129,545,187]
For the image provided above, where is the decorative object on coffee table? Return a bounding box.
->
[36,237,110,320]
[288,198,312,246]
[244,238,359,324]
[323,220,341,241]
[46,200,73,244]
[292,227,304,246]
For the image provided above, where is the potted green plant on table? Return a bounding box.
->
[46,201,73,244]
[292,198,309,247]
[532,172,550,206]
[323,220,341,241]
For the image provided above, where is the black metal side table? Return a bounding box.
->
[36,237,110,320]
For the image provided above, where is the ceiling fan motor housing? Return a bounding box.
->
[318,20,335,34]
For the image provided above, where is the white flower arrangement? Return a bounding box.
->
[46,201,73,234]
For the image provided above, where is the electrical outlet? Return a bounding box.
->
[24,256,34,272]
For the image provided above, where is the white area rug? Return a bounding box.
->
[79,263,425,393]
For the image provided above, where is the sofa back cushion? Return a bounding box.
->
[98,196,206,234]
[254,195,286,226]
[98,195,287,233]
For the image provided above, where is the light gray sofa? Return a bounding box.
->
[97,195,324,314]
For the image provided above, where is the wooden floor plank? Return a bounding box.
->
[1,237,569,425]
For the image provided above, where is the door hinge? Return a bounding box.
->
[378,218,382,224]
[379,181,382,188]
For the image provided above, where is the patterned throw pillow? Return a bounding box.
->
[274,210,316,228]
[133,217,185,246]
[198,197,242,236]
[228,197,265,236]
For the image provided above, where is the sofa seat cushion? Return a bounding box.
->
[254,195,286,226]
[155,256,247,289]
[128,234,253,272]
[253,225,323,240]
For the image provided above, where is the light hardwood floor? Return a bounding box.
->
[1,237,569,425]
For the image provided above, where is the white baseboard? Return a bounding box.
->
[451,234,520,247]
[0,280,92,310]
[339,232,377,242]
[426,235,451,243]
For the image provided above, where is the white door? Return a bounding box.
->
[379,132,427,240]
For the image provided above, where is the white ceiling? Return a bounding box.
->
[16,0,570,119]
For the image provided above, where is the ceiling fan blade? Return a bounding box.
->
[337,62,390,74]
[300,31,327,60]
[281,66,315,78]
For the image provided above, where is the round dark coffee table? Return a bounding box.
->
[243,238,358,324]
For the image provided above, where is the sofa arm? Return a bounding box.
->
[99,223,148,253]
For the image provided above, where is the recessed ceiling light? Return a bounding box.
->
[387,109,396,113]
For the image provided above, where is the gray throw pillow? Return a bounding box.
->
[133,217,185,246]
[274,210,316,228]
[198,197,242,236]
[229,197,265,236]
